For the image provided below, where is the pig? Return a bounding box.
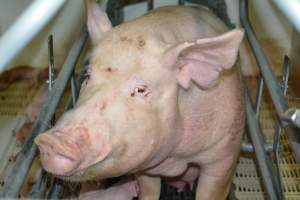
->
[34,1,245,199]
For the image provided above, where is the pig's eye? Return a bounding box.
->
[131,85,151,97]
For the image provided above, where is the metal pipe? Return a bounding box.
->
[240,0,300,163]
[273,0,300,33]
[0,0,67,74]
[243,79,281,200]
[47,180,63,200]
[48,35,55,91]
[0,27,88,198]
[241,142,275,153]
[254,77,264,119]
[28,171,47,199]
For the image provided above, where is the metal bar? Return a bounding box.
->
[28,171,47,198]
[254,77,264,119]
[48,35,55,91]
[243,79,281,200]
[240,0,300,164]
[272,56,292,200]
[70,75,78,107]
[241,142,275,153]
[47,180,63,200]
[273,0,300,33]
[0,0,67,73]
[0,27,88,198]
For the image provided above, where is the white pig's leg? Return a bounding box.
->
[137,175,161,200]
[195,159,236,200]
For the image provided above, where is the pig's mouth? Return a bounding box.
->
[35,133,83,177]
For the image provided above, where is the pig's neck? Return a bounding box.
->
[174,71,240,156]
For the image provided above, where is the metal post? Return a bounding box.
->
[0,0,67,73]
[240,0,300,164]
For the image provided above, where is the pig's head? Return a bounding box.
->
[35,0,244,181]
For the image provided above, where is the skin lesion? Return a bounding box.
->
[119,35,146,50]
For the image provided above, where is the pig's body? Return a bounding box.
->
[35,3,244,200]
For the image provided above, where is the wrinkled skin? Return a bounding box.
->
[35,1,245,199]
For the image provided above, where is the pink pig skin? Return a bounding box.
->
[79,179,139,200]
[35,1,245,200]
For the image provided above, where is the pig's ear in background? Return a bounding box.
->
[85,0,112,44]
[164,29,244,89]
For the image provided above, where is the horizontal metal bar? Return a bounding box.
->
[273,0,300,33]
[0,0,67,74]
[0,26,88,198]
[240,0,300,164]
[243,79,281,200]
[241,142,275,153]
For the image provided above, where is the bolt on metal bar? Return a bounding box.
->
[0,27,88,198]
[243,78,281,200]
[240,0,300,164]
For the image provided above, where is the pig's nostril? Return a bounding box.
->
[35,134,82,176]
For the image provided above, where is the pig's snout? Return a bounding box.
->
[35,133,81,176]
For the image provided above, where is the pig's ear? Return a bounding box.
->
[164,29,244,89]
[85,0,112,44]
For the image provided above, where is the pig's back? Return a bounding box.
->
[114,6,229,44]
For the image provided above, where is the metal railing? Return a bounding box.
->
[240,0,300,199]
[0,0,67,74]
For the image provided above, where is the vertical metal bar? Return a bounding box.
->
[70,75,77,107]
[281,56,290,96]
[240,0,300,164]
[254,77,264,119]
[48,35,55,91]
[0,27,88,198]
[28,171,47,198]
[47,179,63,200]
[272,56,291,200]
[243,79,281,200]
